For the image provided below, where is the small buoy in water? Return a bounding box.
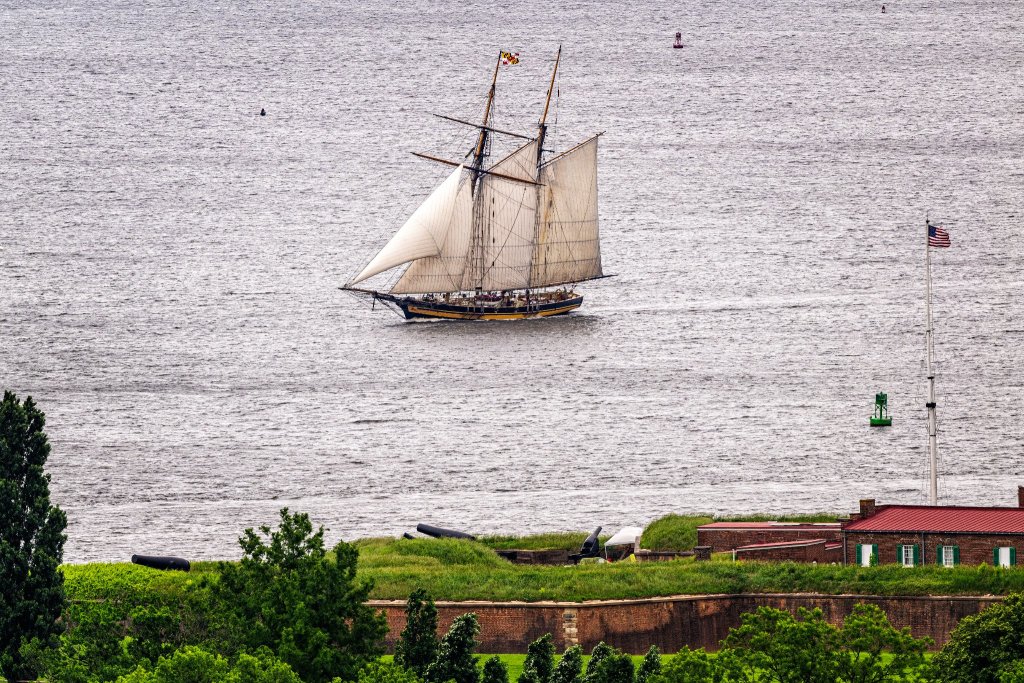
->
[870,392,893,427]
[673,31,684,49]
[260,108,266,116]
[881,4,886,12]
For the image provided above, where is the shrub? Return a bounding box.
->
[635,645,661,683]
[394,588,438,677]
[481,656,510,683]
[930,593,1024,682]
[425,613,480,683]
[519,633,555,683]
[550,645,583,683]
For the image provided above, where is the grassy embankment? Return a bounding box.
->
[62,513,1024,604]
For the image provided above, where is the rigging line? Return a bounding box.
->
[430,113,533,140]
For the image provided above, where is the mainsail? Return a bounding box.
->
[531,135,602,287]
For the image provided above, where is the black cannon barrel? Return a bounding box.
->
[580,526,602,556]
[416,523,476,540]
[402,532,416,540]
[131,554,191,572]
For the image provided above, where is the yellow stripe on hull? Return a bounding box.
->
[404,302,581,320]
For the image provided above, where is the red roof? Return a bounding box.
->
[845,505,1024,533]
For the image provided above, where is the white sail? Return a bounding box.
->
[531,136,602,287]
[349,166,472,287]
[473,140,539,292]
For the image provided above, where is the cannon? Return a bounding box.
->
[569,526,602,564]
[416,523,476,540]
[131,554,190,572]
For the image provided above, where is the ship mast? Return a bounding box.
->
[471,53,504,185]
[536,45,561,169]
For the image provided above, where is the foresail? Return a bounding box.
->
[531,136,602,287]
[471,139,539,291]
[349,166,471,287]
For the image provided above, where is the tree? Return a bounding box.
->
[482,656,510,683]
[834,603,929,683]
[652,646,726,683]
[113,646,302,683]
[360,661,426,683]
[550,645,583,683]
[205,508,387,683]
[585,642,613,681]
[425,613,480,683]
[721,606,838,683]
[395,588,439,677]
[635,645,661,683]
[930,593,1024,683]
[0,391,68,681]
[587,652,634,683]
[519,633,556,683]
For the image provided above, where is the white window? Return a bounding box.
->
[997,547,1016,567]
[942,546,955,567]
[858,544,875,567]
[901,545,916,567]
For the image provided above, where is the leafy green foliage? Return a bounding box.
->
[550,645,583,683]
[0,391,68,681]
[482,656,511,683]
[587,652,634,683]
[834,603,929,682]
[930,593,1024,683]
[425,613,480,683]
[634,646,660,683]
[205,508,387,683]
[722,606,839,682]
[585,643,613,681]
[112,646,301,683]
[394,588,439,677]
[360,661,426,683]
[519,633,555,683]
[651,646,723,683]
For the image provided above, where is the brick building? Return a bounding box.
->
[732,538,843,563]
[697,521,841,553]
[841,487,1024,567]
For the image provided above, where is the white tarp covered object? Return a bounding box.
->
[604,526,644,550]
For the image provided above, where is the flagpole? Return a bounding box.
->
[925,218,939,505]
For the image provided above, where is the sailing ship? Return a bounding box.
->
[342,47,606,320]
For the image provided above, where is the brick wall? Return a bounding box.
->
[369,593,1001,654]
[843,531,1023,566]
[734,540,842,563]
[698,526,842,552]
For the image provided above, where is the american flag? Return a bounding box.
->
[928,223,951,248]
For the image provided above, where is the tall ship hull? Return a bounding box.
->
[342,47,607,321]
[372,292,583,320]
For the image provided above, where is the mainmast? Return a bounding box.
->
[472,52,504,183]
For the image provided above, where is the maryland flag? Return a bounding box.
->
[500,51,520,65]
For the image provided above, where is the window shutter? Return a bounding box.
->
[871,544,878,565]
[1012,548,1017,566]
[913,544,921,566]
[936,545,944,566]
[994,547,1000,566]
[896,544,903,565]
[856,544,862,566]
[953,546,960,566]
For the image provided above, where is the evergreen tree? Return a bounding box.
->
[550,645,583,683]
[0,391,68,681]
[588,652,634,683]
[585,642,613,681]
[519,633,555,683]
[395,588,439,677]
[481,655,509,683]
[206,508,387,683]
[635,645,661,683]
[425,613,480,683]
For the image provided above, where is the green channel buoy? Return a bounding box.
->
[870,392,892,427]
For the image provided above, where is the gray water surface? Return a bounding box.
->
[2,0,1023,562]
